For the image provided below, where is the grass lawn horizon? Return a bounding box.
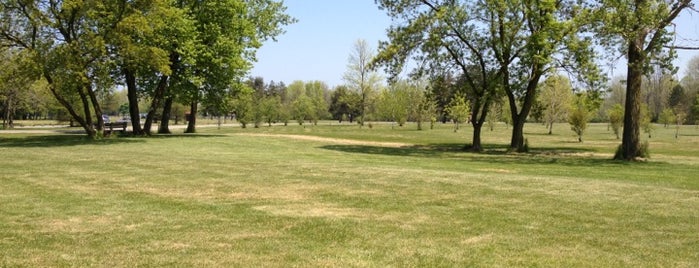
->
[1,122,698,266]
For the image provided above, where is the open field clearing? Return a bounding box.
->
[1,122,698,266]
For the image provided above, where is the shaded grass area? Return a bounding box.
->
[1,123,698,266]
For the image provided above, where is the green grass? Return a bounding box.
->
[1,122,698,267]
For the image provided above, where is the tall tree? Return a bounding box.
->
[427,74,457,124]
[539,75,574,135]
[0,49,35,128]
[305,80,330,125]
[568,92,600,142]
[374,1,501,152]
[344,39,381,127]
[0,0,294,136]
[376,80,414,126]
[491,0,601,152]
[181,0,294,133]
[108,0,174,135]
[607,104,624,139]
[329,85,361,123]
[374,0,599,152]
[0,0,130,137]
[445,92,471,132]
[596,0,694,160]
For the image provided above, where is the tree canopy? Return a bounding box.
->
[374,0,602,152]
[0,0,295,137]
[594,0,694,160]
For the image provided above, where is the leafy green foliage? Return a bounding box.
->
[292,95,313,125]
[259,95,283,127]
[305,81,330,125]
[374,0,602,152]
[233,87,255,128]
[595,0,694,160]
[0,49,45,129]
[376,80,426,127]
[641,104,654,138]
[445,93,471,132]
[329,86,361,123]
[0,0,295,136]
[568,93,599,142]
[539,75,574,134]
[607,104,624,139]
[344,39,381,127]
[659,108,675,128]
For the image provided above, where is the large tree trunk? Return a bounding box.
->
[506,67,541,152]
[143,74,169,134]
[185,100,197,133]
[77,84,94,130]
[158,96,174,134]
[45,74,95,137]
[86,83,105,133]
[617,38,644,160]
[548,122,553,135]
[145,52,178,134]
[471,122,484,152]
[124,68,143,135]
[2,95,11,129]
[468,98,490,152]
[510,117,526,152]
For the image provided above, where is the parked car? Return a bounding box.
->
[102,114,110,124]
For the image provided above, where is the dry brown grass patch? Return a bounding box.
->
[237,133,412,148]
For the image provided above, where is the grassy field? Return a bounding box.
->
[1,122,698,267]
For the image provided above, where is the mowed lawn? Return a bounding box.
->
[1,122,698,267]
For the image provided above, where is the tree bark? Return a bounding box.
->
[2,95,11,129]
[617,37,644,160]
[145,52,178,134]
[506,67,541,152]
[143,74,169,134]
[77,83,94,132]
[158,96,173,134]
[44,74,95,137]
[548,122,553,135]
[470,122,484,152]
[468,98,490,152]
[185,100,197,133]
[86,83,105,133]
[124,68,143,135]
[510,117,526,152]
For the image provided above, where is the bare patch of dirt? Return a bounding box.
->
[44,216,116,233]
[237,133,412,148]
[253,204,365,219]
[461,234,494,245]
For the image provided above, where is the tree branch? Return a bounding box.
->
[645,0,692,53]
[664,45,699,50]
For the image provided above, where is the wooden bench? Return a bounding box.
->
[103,122,127,135]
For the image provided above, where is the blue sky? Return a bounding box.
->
[250,1,699,87]
[249,0,390,87]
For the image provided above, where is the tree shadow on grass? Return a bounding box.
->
[319,143,659,168]
[0,135,144,148]
[0,133,227,148]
